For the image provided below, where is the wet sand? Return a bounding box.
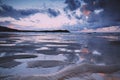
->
[0,32,120,80]
[2,63,120,80]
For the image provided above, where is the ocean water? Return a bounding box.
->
[0,32,120,79]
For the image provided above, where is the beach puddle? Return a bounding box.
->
[0,61,21,68]
[27,60,70,68]
[0,54,37,68]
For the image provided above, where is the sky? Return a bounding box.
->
[0,0,120,30]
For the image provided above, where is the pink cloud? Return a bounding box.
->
[11,13,78,30]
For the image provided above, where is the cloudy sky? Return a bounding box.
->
[0,0,120,30]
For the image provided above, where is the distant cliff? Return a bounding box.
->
[0,26,19,32]
[0,26,70,33]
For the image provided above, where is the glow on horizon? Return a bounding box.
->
[0,12,78,30]
[14,13,78,30]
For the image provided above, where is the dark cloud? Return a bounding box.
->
[102,0,120,20]
[97,0,120,27]
[0,21,11,25]
[64,0,81,11]
[63,0,120,29]
[82,0,106,10]
[20,9,39,16]
[82,0,120,21]
[63,0,82,20]
[0,4,61,19]
[47,8,60,17]
[0,0,3,4]
[79,0,120,28]
[87,12,98,22]
[0,4,39,19]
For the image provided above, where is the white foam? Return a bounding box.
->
[74,50,81,53]
[57,48,73,52]
[0,44,15,46]
[92,50,101,56]
[0,52,6,57]
[35,47,50,50]
[45,44,68,47]
[57,48,67,52]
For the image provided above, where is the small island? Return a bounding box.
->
[0,26,70,33]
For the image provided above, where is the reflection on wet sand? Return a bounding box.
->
[0,32,120,80]
[97,36,119,41]
[109,40,120,45]
[97,35,120,45]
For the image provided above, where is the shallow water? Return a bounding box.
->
[0,32,120,79]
